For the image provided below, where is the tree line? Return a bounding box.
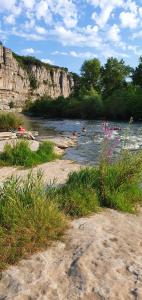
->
[26,56,142,121]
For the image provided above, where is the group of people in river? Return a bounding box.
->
[72,123,121,139]
[72,127,86,138]
[17,122,122,141]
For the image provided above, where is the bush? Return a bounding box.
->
[0,112,23,131]
[9,101,14,109]
[0,140,58,167]
[26,93,103,119]
[104,85,142,120]
[29,75,38,90]
[0,172,66,270]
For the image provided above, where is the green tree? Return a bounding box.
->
[81,58,101,91]
[104,84,142,120]
[101,57,132,96]
[71,72,82,96]
[132,56,142,87]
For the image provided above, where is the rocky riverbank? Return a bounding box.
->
[0,209,142,300]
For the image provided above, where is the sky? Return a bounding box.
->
[0,0,142,73]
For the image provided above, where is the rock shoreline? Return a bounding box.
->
[0,209,142,300]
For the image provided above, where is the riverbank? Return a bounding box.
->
[0,159,82,184]
[1,208,142,300]
[0,134,80,182]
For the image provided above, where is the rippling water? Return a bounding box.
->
[24,117,142,165]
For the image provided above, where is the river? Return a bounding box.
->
[24,116,142,165]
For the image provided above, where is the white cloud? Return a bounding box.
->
[102,47,130,59]
[53,50,97,59]
[0,0,141,67]
[124,0,138,13]
[23,0,35,10]
[128,45,141,55]
[133,30,142,39]
[120,11,138,28]
[36,0,53,24]
[53,26,85,46]
[51,0,78,28]
[4,14,15,25]
[89,0,124,27]
[35,26,47,35]
[12,27,46,41]
[52,51,67,56]
[24,19,35,31]
[21,48,35,55]
[41,58,54,64]
[107,24,121,42]
[0,0,16,11]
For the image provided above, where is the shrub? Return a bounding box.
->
[26,93,103,119]
[9,101,14,109]
[29,75,38,90]
[0,172,66,270]
[0,112,23,131]
[0,140,58,167]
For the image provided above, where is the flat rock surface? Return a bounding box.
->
[0,159,82,184]
[0,209,142,300]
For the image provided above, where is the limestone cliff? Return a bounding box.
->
[0,45,74,110]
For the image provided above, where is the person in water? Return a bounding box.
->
[72,131,78,137]
[82,127,86,133]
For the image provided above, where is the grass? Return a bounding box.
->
[0,112,23,131]
[0,172,66,271]
[0,140,59,167]
[0,150,142,271]
[62,151,142,214]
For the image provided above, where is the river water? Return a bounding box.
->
[24,117,142,165]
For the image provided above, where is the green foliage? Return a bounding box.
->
[9,101,14,109]
[0,150,142,270]
[0,112,23,131]
[26,93,103,119]
[13,53,44,69]
[0,140,58,167]
[55,185,99,217]
[81,58,101,91]
[132,56,142,87]
[12,52,68,71]
[29,75,38,90]
[101,57,132,96]
[24,98,32,110]
[104,85,142,120]
[63,151,142,213]
[0,172,66,270]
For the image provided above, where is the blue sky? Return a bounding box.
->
[0,0,142,73]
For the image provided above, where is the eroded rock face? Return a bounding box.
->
[0,45,74,110]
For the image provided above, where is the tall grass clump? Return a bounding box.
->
[53,184,100,217]
[0,112,23,131]
[63,150,142,213]
[0,140,58,167]
[0,172,66,271]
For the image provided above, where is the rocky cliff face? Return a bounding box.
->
[0,45,74,110]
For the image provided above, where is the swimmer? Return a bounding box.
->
[72,131,78,137]
[82,127,86,133]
